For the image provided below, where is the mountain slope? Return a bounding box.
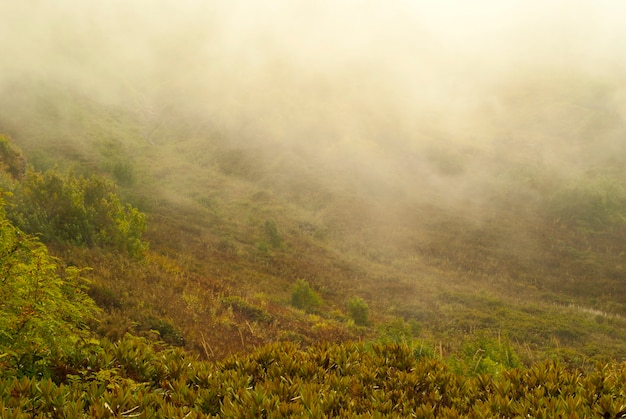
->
[1,77,626,365]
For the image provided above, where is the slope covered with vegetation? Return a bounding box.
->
[2,76,626,363]
[0,71,626,414]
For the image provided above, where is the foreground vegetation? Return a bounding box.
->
[4,165,623,417]
[1,73,626,415]
[2,335,626,417]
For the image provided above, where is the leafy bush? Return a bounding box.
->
[147,319,185,347]
[450,333,522,376]
[348,297,370,326]
[9,167,147,256]
[0,192,99,377]
[290,279,322,313]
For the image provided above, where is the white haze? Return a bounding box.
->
[1,0,626,195]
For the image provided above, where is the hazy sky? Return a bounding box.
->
[1,0,625,154]
[3,1,624,85]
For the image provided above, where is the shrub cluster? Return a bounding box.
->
[0,136,147,256]
[348,296,370,326]
[9,167,147,256]
[2,335,626,417]
[290,279,322,313]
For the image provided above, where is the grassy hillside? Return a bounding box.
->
[3,1,626,415]
[1,77,625,369]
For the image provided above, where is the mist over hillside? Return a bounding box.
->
[2,0,625,246]
[2,1,625,163]
[1,0,626,364]
[4,4,626,415]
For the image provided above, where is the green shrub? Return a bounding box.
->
[264,220,283,249]
[450,333,522,376]
[290,280,322,313]
[348,297,370,326]
[222,296,273,324]
[0,192,100,377]
[148,319,185,347]
[8,167,147,256]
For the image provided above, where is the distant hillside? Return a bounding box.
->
[1,78,625,367]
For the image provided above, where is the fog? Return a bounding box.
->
[1,0,626,205]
